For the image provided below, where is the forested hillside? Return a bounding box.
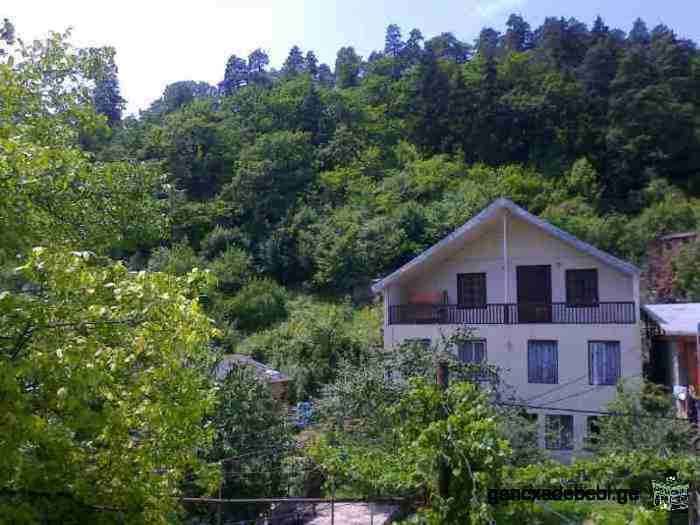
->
[99,15,700,295]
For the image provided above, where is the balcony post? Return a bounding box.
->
[503,210,510,304]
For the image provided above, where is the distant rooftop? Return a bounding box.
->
[643,303,700,336]
[215,354,289,383]
[659,231,697,241]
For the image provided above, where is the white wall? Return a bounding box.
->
[398,212,635,306]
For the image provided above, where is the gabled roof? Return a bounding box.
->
[642,303,700,336]
[372,198,639,293]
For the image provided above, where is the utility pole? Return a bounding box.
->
[437,361,450,499]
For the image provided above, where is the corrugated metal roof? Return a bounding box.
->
[642,303,700,336]
[372,198,639,293]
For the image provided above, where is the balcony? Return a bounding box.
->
[388,302,637,325]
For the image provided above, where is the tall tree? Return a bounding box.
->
[81,47,125,125]
[304,50,319,78]
[281,45,305,78]
[335,46,361,88]
[384,24,404,58]
[591,15,609,43]
[504,14,532,52]
[317,63,334,87]
[221,54,249,94]
[476,27,500,58]
[402,28,424,65]
[628,17,650,47]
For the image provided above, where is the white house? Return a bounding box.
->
[372,198,642,457]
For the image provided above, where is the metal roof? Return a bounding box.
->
[642,303,700,336]
[215,354,289,383]
[371,197,640,293]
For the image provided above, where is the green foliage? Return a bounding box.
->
[217,278,288,333]
[147,241,205,276]
[207,245,253,295]
[238,298,381,400]
[673,236,700,300]
[588,379,697,455]
[204,365,293,522]
[0,248,219,524]
[0,29,167,264]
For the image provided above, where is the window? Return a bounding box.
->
[566,269,599,306]
[458,340,486,364]
[457,273,487,307]
[584,416,600,450]
[528,340,558,384]
[403,338,431,349]
[545,415,574,450]
[588,341,621,385]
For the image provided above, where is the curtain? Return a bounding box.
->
[589,341,621,385]
[459,341,486,363]
[528,340,558,384]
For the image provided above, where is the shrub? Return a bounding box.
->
[200,226,250,259]
[220,278,288,333]
[208,246,254,294]
[147,241,205,275]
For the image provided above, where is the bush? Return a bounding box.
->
[147,241,205,275]
[208,246,254,294]
[238,298,381,399]
[220,278,288,333]
[200,226,250,259]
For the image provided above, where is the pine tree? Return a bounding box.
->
[384,24,404,57]
[335,46,361,88]
[504,14,532,52]
[629,18,650,47]
[282,45,305,78]
[222,54,249,94]
[305,51,319,79]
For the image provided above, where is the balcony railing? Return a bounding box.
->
[388,302,636,325]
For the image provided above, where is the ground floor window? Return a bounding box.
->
[545,414,574,450]
[584,415,600,450]
[458,340,486,364]
[403,338,431,349]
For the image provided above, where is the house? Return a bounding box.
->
[215,354,290,403]
[643,303,700,415]
[372,198,642,457]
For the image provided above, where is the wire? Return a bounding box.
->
[542,373,643,406]
[497,401,688,421]
[525,374,588,403]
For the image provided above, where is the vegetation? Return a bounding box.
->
[2,10,700,524]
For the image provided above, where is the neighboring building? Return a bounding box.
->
[372,198,642,458]
[215,354,290,403]
[643,303,700,413]
[644,231,697,303]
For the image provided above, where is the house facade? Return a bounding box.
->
[372,198,642,457]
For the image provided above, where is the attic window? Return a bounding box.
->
[457,273,486,308]
[566,269,598,306]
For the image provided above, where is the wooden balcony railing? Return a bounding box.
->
[388,302,636,325]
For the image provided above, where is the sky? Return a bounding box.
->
[4,0,700,115]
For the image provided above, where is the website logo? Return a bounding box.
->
[652,474,689,512]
